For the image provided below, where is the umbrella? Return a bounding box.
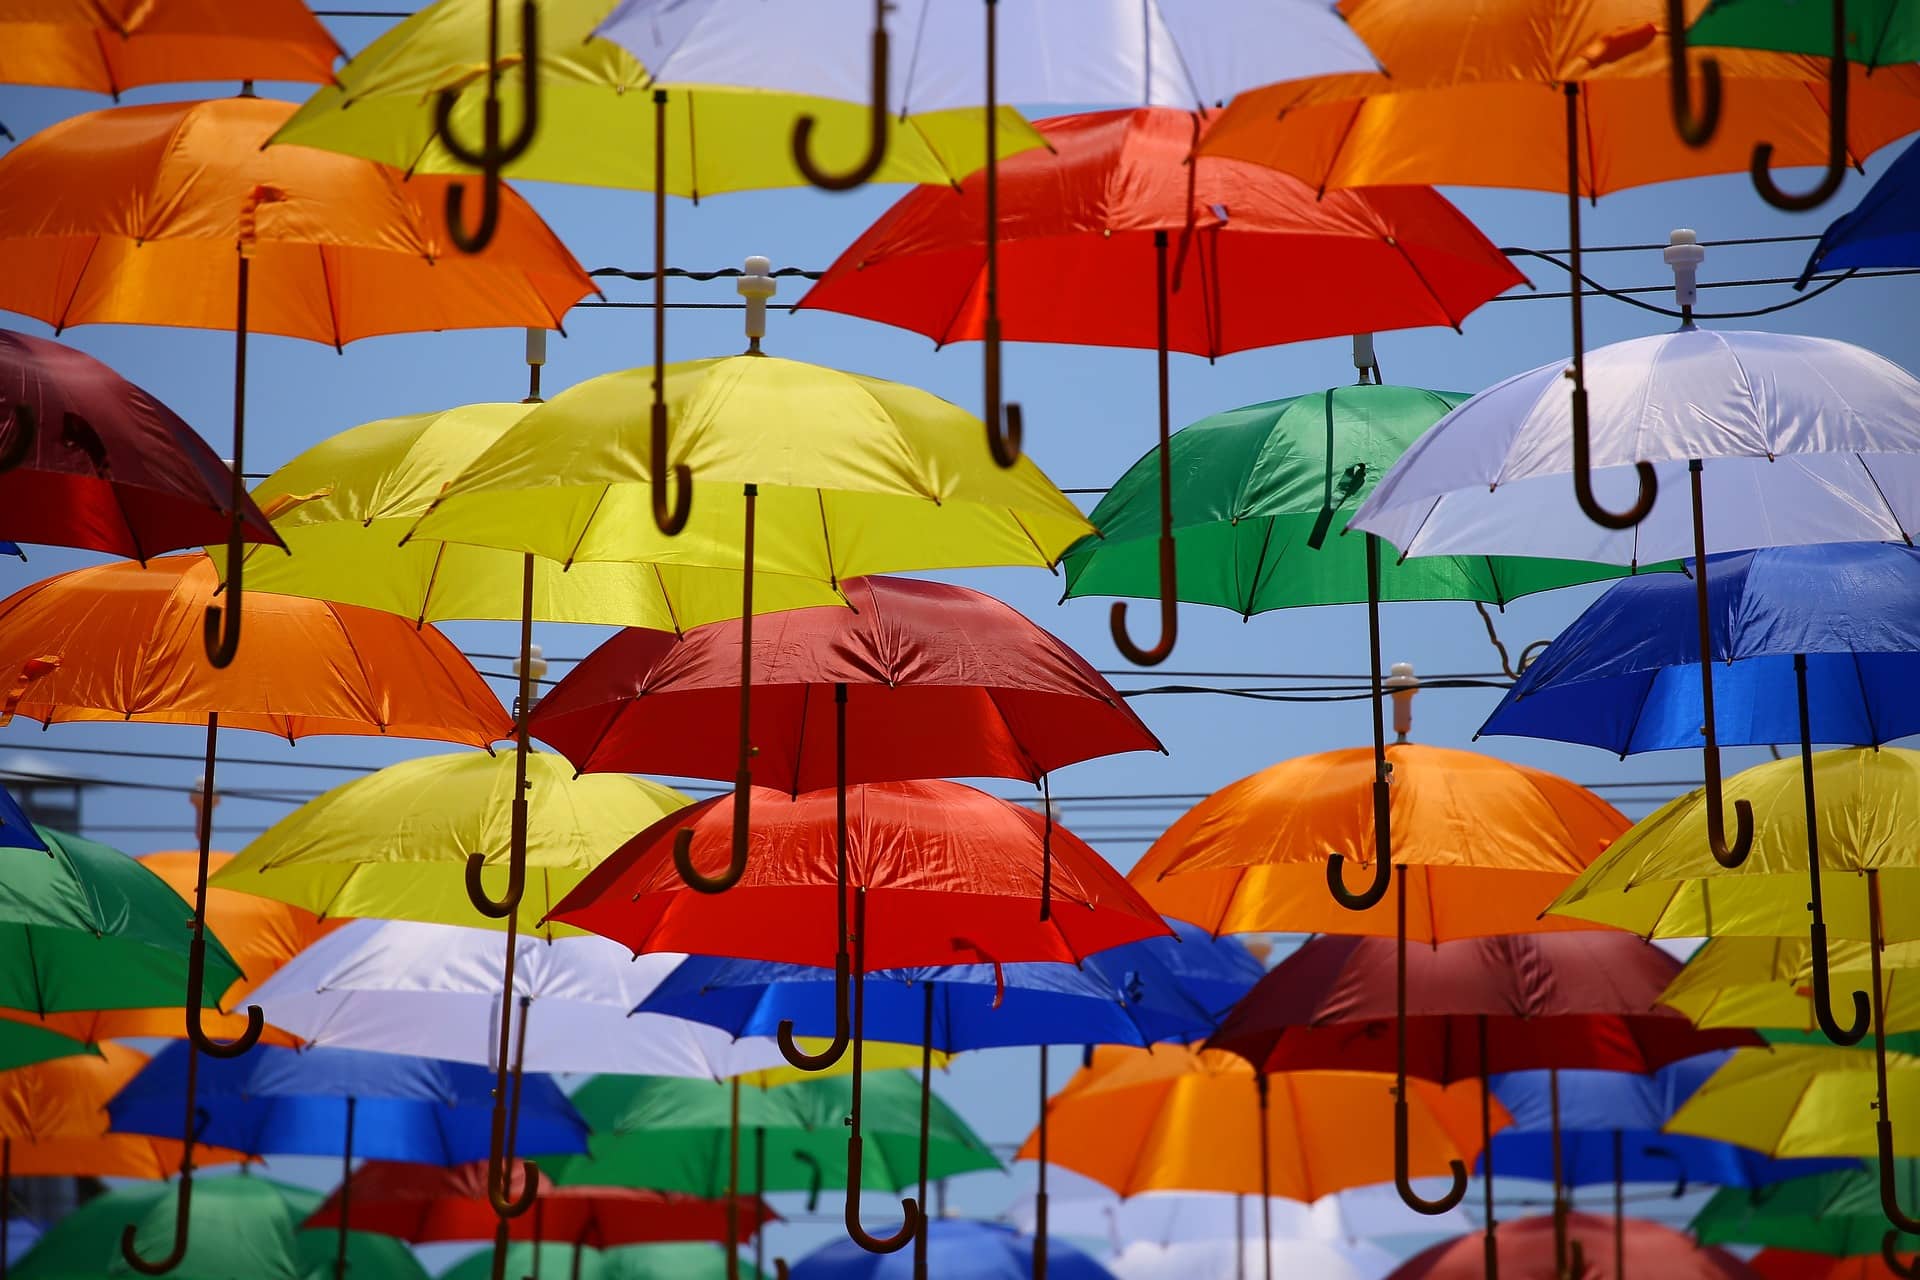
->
[0,330,279,557]
[1481,542,1920,1046]
[1694,1162,1919,1259]
[0,1044,246,1182]
[789,1220,1114,1280]
[442,1244,768,1280]
[0,1,338,96]
[1385,1213,1756,1280]
[12,1176,427,1280]
[1799,135,1920,283]
[0,788,28,855]
[802,105,1522,663]
[0,95,593,668]
[0,1031,120,1279]
[1107,1238,1398,1280]
[1752,1253,1915,1280]
[1658,936,1920,1038]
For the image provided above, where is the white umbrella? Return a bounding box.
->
[1007,1172,1318,1252]
[1106,1237,1399,1280]
[248,918,788,1078]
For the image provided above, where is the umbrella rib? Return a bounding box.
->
[1382,236,1464,332]
[1851,648,1882,746]
[978,685,1046,782]
[1855,454,1913,546]
[560,486,612,570]
[1239,517,1279,619]
[318,243,343,351]
[52,236,105,334]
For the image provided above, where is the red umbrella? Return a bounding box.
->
[1751,1251,1913,1280]
[0,329,279,559]
[800,106,1523,664]
[546,779,1170,1254]
[1389,1213,1759,1280]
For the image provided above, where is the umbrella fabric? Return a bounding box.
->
[107,1043,590,1164]
[1129,744,1626,940]
[1208,932,1758,1081]
[548,1073,1000,1197]
[0,785,37,853]
[1384,1213,1756,1280]
[547,780,1170,969]
[798,108,1523,356]
[1665,1043,1920,1159]
[12,1176,426,1280]
[0,97,593,344]
[1689,0,1918,68]
[438,1243,769,1280]
[1693,1162,1920,1255]
[270,0,1043,194]
[1659,935,1920,1035]
[636,918,1262,1051]
[1480,544,1920,754]
[1058,384,1647,616]
[1480,1057,1855,1189]
[1006,1170,1335,1249]
[1546,748,1920,941]
[0,827,241,1013]
[406,355,1092,579]
[1751,1252,1914,1280]
[529,574,1161,788]
[0,330,280,560]
[1349,330,1920,567]
[302,1159,775,1245]
[1803,137,1920,278]
[0,1044,245,1179]
[0,556,511,745]
[1109,1237,1398,1280]
[789,1219,1114,1280]
[0,1,340,92]
[211,751,689,935]
[1017,1043,1499,1200]
[0,1019,87,1074]
[246,918,786,1077]
[1195,0,1920,197]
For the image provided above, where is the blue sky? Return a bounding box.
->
[0,21,1916,1268]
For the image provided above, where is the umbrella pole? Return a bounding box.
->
[792,0,891,188]
[1550,1068,1566,1279]
[571,1238,584,1280]
[754,1127,766,1280]
[648,86,691,534]
[2,1136,9,1280]
[1234,1195,1245,1280]
[1039,774,1051,923]
[119,1042,198,1273]
[205,256,250,669]
[1480,1015,1498,1280]
[1560,80,1655,531]
[1036,1047,1049,1280]
[980,0,1022,468]
[1612,1130,1623,1280]
[531,1200,543,1279]
[1393,874,1466,1213]
[675,484,756,892]
[778,684,851,1069]
[844,888,920,1252]
[1110,228,1178,665]
[1798,653,1868,1043]
[728,1078,741,1279]
[336,1097,355,1280]
[913,984,933,1280]
[1687,460,1755,868]
[1256,1073,1272,1280]
[1749,0,1850,210]
[1870,871,1920,1239]
[1328,537,1391,910]
[185,716,263,1055]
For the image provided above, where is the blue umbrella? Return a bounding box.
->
[1479,541,1920,1048]
[0,785,44,852]
[1801,136,1920,284]
[789,1220,1114,1280]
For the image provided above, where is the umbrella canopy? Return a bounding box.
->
[1131,744,1626,940]
[12,1176,426,1280]
[246,918,786,1077]
[1018,1043,1500,1201]
[1385,1213,1756,1280]
[548,1072,1000,1197]
[0,1020,87,1075]
[1108,1237,1397,1280]
[790,1219,1115,1280]
[1751,1253,1915,1280]
[438,1243,769,1280]
[0,96,593,343]
[0,1,340,93]
[1689,0,1918,69]
[0,826,241,1013]
[0,787,34,854]
[1058,384,1646,616]
[1209,932,1759,1081]
[1665,1043,1920,1159]
[1694,1162,1919,1255]
[1802,135,1920,279]
[0,1044,245,1179]
[0,330,280,561]
[211,751,689,934]
[530,574,1161,787]
[1480,544,1920,753]
[636,918,1262,1051]
[0,556,510,745]
[1659,936,1920,1035]
[547,780,1170,968]
[302,1159,775,1246]
[107,1043,590,1164]
[798,107,1523,355]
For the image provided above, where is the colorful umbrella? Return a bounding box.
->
[1693,1162,1919,1259]
[0,330,279,557]
[1106,1237,1397,1280]
[789,1220,1114,1280]
[1800,135,1920,283]
[1658,936,1920,1037]
[0,1044,245,1182]
[802,106,1521,663]
[438,1243,768,1280]
[1752,1252,1916,1280]
[1384,1213,1755,1280]
[0,1,339,96]
[0,783,29,854]
[0,95,593,667]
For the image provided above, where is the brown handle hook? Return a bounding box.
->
[434,0,540,254]
[843,1135,921,1253]
[1570,387,1657,530]
[1751,0,1850,210]
[1394,1092,1469,1214]
[1884,1232,1920,1278]
[776,952,851,1070]
[0,401,34,473]
[1810,919,1870,1045]
[120,1170,193,1274]
[674,781,750,894]
[1109,538,1178,666]
[1882,1119,1920,1234]
[793,2,892,190]
[464,850,523,919]
[1666,0,1723,147]
[649,401,692,536]
[984,323,1023,469]
[202,515,245,669]
[1701,768,1756,868]
[1328,775,1393,911]
[488,1155,539,1219]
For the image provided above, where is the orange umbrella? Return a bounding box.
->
[0,95,595,669]
[1196,0,1920,528]
[1137,743,1627,1221]
[0,851,340,1048]
[0,554,510,1275]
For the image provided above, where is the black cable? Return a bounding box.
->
[588,265,823,283]
[1501,248,1879,319]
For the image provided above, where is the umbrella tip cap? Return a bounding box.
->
[1665,229,1706,321]
[739,256,776,353]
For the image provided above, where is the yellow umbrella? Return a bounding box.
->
[1666,1043,1920,1160]
[1660,936,1920,1035]
[734,1046,954,1090]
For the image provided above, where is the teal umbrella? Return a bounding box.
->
[439,1242,768,1280]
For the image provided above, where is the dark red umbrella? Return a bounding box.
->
[799,106,1524,664]
[1207,931,1762,1280]
[0,329,280,559]
[1751,1250,1913,1280]
[1388,1214,1758,1280]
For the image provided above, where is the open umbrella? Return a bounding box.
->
[0,790,33,854]
[1107,1237,1397,1280]
[802,106,1522,663]
[789,1220,1114,1280]
[0,1,338,96]
[1798,136,1920,282]
[1752,1252,1916,1280]
[1694,1161,1917,1260]
[0,94,593,667]
[1659,935,1920,1038]
[1385,1213,1756,1280]
[439,1243,768,1280]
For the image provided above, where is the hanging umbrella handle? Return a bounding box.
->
[649,401,692,535]
[1700,774,1755,868]
[0,401,33,473]
[1750,0,1850,210]
[773,1263,791,1280]
[203,499,248,669]
[489,1155,539,1218]
[1109,538,1178,666]
[433,0,541,253]
[1327,772,1393,911]
[672,790,750,894]
[1570,389,1656,530]
[464,850,524,918]
[120,1168,193,1274]
[843,1135,921,1253]
[1394,1093,1468,1215]
[1664,0,1722,147]
[793,0,893,190]
[1883,1233,1920,1278]
[1881,1119,1920,1233]
[1810,919,1870,1045]
[984,349,1024,468]
[776,951,851,1070]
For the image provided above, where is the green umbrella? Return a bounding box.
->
[1690,0,1916,72]
[1692,1161,1920,1257]
[0,1021,90,1072]
[15,1176,428,1280]
[0,827,242,1013]
[440,1242,768,1280]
